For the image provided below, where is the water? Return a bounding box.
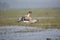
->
[0,26,60,40]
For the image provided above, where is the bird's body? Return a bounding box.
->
[17,11,37,24]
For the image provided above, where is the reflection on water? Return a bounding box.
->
[0,26,60,40]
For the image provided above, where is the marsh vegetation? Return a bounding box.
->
[0,8,60,28]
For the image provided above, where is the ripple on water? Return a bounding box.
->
[0,26,60,40]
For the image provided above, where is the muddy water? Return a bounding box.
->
[0,26,60,40]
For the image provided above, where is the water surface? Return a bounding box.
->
[0,26,60,40]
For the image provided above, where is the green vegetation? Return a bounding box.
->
[0,8,60,29]
[0,8,60,18]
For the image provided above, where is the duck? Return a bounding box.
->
[17,11,37,24]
